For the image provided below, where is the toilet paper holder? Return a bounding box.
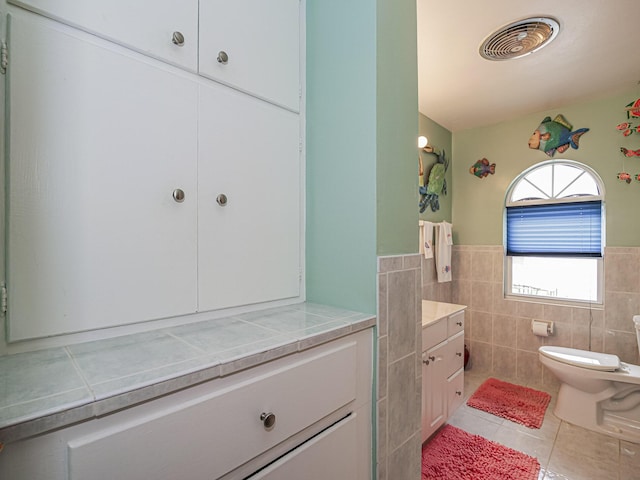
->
[531,319,554,337]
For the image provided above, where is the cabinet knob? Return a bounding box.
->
[422,354,436,365]
[456,390,462,396]
[217,51,229,64]
[456,321,463,327]
[172,188,185,203]
[456,352,462,357]
[216,194,228,206]
[172,31,185,47]
[260,412,276,430]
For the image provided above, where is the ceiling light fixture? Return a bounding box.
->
[479,17,560,61]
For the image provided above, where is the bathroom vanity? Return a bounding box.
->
[0,304,375,480]
[421,300,466,442]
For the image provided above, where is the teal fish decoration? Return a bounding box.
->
[528,114,589,157]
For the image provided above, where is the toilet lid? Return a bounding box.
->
[539,346,621,371]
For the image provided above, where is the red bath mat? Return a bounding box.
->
[422,424,540,480]
[467,377,551,428]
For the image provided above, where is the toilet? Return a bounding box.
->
[539,315,640,443]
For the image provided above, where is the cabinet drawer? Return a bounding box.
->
[422,319,447,351]
[67,340,358,480]
[199,0,300,111]
[9,0,199,71]
[446,331,465,378]
[247,413,358,479]
[448,311,464,336]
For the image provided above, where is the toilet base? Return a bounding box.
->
[554,382,640,444]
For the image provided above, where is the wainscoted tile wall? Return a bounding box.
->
[377,255,422,480]
[421,245,640,387]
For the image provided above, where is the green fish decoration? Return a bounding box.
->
[419,149,448,213]
[528,114,589,157]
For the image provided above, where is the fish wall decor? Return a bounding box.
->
[528,114,589,157]
[618,172,632,184]
[615,122,640,136]
[626,98,640,119]
[469,158,496,178]
[621,147,640,158]
[419,149,448,213]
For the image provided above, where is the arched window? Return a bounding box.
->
[504,160,604,304]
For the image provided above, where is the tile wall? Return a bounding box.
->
[421,246,640,387]
[377,254,422,480]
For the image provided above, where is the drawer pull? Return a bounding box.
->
[172,188,185,203]
[456,352,462,357]
[217,51,229,64]
[172,31,185,47]
[422,355,436,365]
[456,321,463,327]
[455,390,462,396]
[260,412,276,430]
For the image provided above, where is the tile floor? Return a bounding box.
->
[437,371,640,480]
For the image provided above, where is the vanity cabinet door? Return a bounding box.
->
[6,12,199,340]
[421,341,447,442]
[197,83,301,311]
[198,0,300,111]
[8,0,199,71]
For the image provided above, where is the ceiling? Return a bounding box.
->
[417,0,640,132]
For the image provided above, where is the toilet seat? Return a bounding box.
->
[539,346,621,371]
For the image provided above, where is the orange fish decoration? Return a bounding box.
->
[626,98,640,119]
[621,147,640,158]
[618,172,632,184]
[615,122,640,136]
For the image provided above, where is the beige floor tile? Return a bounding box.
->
[493,423,554,467]
[428,371,635,480]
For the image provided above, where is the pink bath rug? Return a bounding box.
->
[422,424,540,480]
[467,377,551,428]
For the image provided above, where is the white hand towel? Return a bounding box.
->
[420,221,434,259]
[435,222,453,282]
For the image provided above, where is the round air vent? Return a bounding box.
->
[480,17,560,61]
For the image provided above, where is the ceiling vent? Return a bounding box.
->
[479,17,560,61]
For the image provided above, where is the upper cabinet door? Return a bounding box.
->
[199,0,301,112]
[7,0,199,72]
[6,12,199,340]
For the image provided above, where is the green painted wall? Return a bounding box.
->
[306,0,378,313]
[306,0,419,313]
[452,88,640,247]
[418,113,453,223]
[376,0,419,256]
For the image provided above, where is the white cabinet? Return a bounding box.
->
[0,330,373,480]
[199,0,300,111]
[4,4,302,340]
[6,12,200,340]
[9,0,301,110]
[421,340,447,439]
[197,83,300,311]
[421,309,465,442]
[7,0,199,71]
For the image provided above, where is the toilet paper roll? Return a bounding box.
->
[532,320,550,337]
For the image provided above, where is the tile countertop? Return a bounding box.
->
[0,303,375,445]
[421,300,467,327]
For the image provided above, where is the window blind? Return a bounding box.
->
[506,200,602,257]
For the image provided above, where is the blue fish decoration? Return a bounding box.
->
[528,114,589,157]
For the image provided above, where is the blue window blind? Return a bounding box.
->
[506,200,602,257]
